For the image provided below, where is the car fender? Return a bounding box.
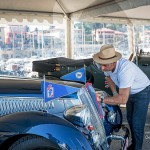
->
[0,111,93,150]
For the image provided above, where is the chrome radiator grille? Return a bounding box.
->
[0,97,54,116]
[77,87,108,150]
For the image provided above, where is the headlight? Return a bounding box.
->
[64,105,91,127]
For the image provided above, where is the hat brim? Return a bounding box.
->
[93,51,122,64]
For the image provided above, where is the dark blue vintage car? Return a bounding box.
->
[0,57,129,150]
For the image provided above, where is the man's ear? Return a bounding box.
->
[112,62,117,70]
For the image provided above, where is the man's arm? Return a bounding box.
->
[105,76,116,93]
[103,87,130,105]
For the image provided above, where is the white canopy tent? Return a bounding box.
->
[0,0,149,21]
[0,0,150,58]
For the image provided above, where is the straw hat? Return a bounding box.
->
[93,45,122,64]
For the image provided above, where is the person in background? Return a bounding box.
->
[93,45,150,150]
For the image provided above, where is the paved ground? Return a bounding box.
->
[110,106,150,150]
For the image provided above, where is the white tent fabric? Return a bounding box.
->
[0,0,149,23]
[71,0,150,20]
[0,0,64,23]
[0,11,64,24]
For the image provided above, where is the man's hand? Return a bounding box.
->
[95,91,102,102]
[96,91,105,103]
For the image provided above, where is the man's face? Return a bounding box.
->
[95,62,116,72]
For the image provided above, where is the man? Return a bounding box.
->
[93,45,150,150]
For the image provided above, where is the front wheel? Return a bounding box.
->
[8,135,61,150]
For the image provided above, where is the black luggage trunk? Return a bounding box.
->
[32,57,93,78]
